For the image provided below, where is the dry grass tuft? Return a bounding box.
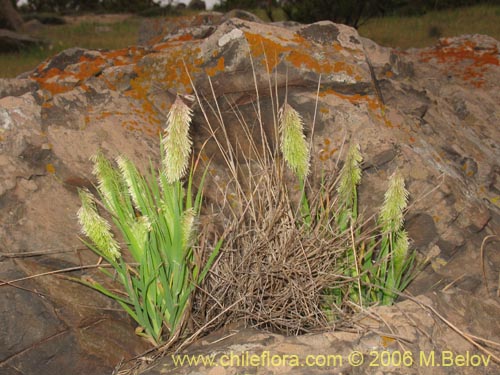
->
[185,69,371,335]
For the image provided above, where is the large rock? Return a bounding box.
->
[140,291,500,375]
[0,14,499,374]
[0,28,42,52]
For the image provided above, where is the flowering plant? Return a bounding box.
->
[77,98,221,345]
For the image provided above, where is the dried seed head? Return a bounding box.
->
[279,103,310,180]
[162,97,193,184]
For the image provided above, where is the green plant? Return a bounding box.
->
[279,102,311,225]
[190,68,416,334]
[326,147,416,310]
[374,171,414,305]
[277,113,415,310]
[77,97,221,346]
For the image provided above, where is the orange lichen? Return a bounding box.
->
[420,40,499,87]
[123,43,206,133]
[206,56,225,77]
[381,336,396,348]
[318,137,338,161]
[46,164,56,174]
[319,149,329,161]
[319,89,382,113]
[245,31,359,78]
[32,67,69,95]
[244,32,289,71]
[384,118,394,128]
[171,34,194,43]
[76,56,106,80]
[31,47,149,95]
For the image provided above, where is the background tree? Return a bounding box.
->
[216,0,495,28]
[0,0,23,31]
[280,0,406,28]
[188,0,206,10]
[22,0,159,13]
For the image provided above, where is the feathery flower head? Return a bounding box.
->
[91,152,121,211]
[116,156,143,211]
[337,143,363,209]
[393,230,410,275]
[162,97,193,184]
[77,189,120,261]
[380,171,409,233]
[279,103,310,180]
[130,215,151,260]
[181,208,196,249]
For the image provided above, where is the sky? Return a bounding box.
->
[173,0,220,9]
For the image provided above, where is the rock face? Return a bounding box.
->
[0,14,499,375]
